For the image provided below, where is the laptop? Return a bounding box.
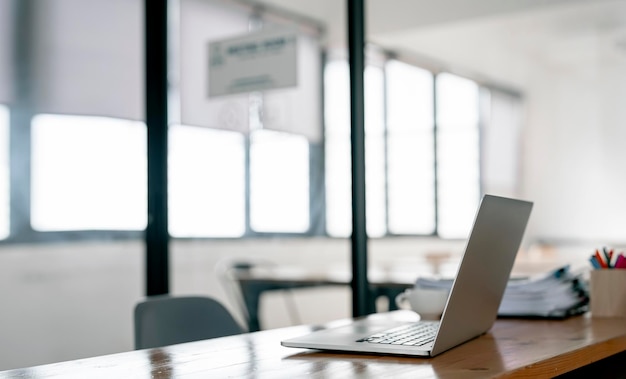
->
[282,194,533,357]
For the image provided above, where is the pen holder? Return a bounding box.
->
[590,270,626,317]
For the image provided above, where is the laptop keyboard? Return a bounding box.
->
[357,322,439,346]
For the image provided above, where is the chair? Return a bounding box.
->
[134,295,244,350]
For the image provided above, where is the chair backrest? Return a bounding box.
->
[134,295,244,350]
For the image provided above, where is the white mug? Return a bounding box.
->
[395,287,449,320]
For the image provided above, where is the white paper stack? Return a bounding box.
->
[415,266,589,318]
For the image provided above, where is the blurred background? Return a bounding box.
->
[1,0,625,370]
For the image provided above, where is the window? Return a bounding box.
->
[364,66,387,238]
[386,61,435,235]
[481,89,523,197]
[168,124,312,237]
[436,73,481,238]
[324,59,485,238]
[29,114,313,238]
[250,129,310,233]
[324,61,352,237]
[31,114,146,231]
[324,61,388,238]
[1,0,144,241]
[174,0,322,238]
[0,105,8,239]
[168,125,246,238]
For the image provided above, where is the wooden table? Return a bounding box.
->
[2,312,626,378]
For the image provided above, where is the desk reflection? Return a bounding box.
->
[148,349,173,379]
[282,331,505,379]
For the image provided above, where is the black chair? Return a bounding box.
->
[134,295,244,350]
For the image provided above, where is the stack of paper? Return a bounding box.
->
[415,266,589,318]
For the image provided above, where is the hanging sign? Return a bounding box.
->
[208,29,298,97]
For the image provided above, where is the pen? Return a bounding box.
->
[589,256,602,269]
[595,249,608,269]
[602,247,611,267]
[615,254,626,269]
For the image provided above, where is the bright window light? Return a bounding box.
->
[324,61,351,237]
[31,114,147,231]
[250,130,309,233]
[324,61,391,238]
[168,125,245,237]
[437,73,481,238]
[0,105,8,239]
[386,60,436,235]
[365,66,387,238]
[324,61,484,239]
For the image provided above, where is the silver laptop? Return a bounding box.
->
[282,194,533,357]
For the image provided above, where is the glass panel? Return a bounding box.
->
[169,125,245,237]
[179,0,250,132]
[386,60,435,234]
[0,105,8,239]
[437,73,480,127]
[33,0,143,119]
[262,33,323,141]
[482,89,523,197]
[250,130,309,233]
[436,73,480,238]
[365,66,386,238]
[324,60,351,237]
[324,61,389,237]
[387,60,433,129]
[31,114,147,231]
[387,130,435,234]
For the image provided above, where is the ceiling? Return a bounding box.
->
[252,0,626,90]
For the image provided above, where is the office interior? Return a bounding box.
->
[0,0,625,371]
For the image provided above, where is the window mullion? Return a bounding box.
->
[432,73,440,237]
[10,0,35,241]
[244,135,252,236]
[382,60,390,236]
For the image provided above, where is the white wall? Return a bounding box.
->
[524,62,626,242]
[0,241,142,371]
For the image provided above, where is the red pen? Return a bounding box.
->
[595,249,608,269]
